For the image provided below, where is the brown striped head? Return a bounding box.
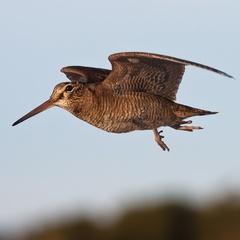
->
[12,82,87,126]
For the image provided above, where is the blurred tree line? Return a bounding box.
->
[4,195,240,240]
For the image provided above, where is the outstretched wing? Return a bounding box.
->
[61,66,111,84]
[103,52,233,101]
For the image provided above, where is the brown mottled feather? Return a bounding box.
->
[61,52,233,101]
[61,66,111,84]
[13,52,233,151]
[105,52,233,100]
[105,52,185,101]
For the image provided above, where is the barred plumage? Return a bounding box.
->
[12,52,233,151]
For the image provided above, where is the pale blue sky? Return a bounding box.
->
[1,0,240,233]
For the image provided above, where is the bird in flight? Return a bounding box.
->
[12,52,233,151]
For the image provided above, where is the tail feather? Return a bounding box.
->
[174,103,218,119]
[195,110,218,116]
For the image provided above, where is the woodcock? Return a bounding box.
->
[12,52,233,151]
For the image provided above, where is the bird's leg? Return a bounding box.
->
[153,128,170,151]
[171,120,203,132]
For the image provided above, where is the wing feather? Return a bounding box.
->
[61,66,111,84]
[102,52,233,101]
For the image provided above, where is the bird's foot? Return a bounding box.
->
[172,120,203,132]
[153,128,170,151]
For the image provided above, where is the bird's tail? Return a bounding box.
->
[174,103,218,119]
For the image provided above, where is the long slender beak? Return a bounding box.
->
[12,99,54,126]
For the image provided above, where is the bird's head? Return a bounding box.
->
[12,82,88,126]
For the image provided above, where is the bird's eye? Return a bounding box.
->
[65,85,73,92]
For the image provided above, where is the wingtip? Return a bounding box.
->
[223,72,235,79]
[60,67,67,73]
[60,66,73,73]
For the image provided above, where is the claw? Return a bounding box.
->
[153,128,170,151]
[178,125,203,131]
[180,120,192,124]
[158,130,164,138]
[171,120,203,132]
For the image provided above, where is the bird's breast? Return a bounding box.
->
[71,92,173,133]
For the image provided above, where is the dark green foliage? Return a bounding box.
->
[10,197,240,240]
